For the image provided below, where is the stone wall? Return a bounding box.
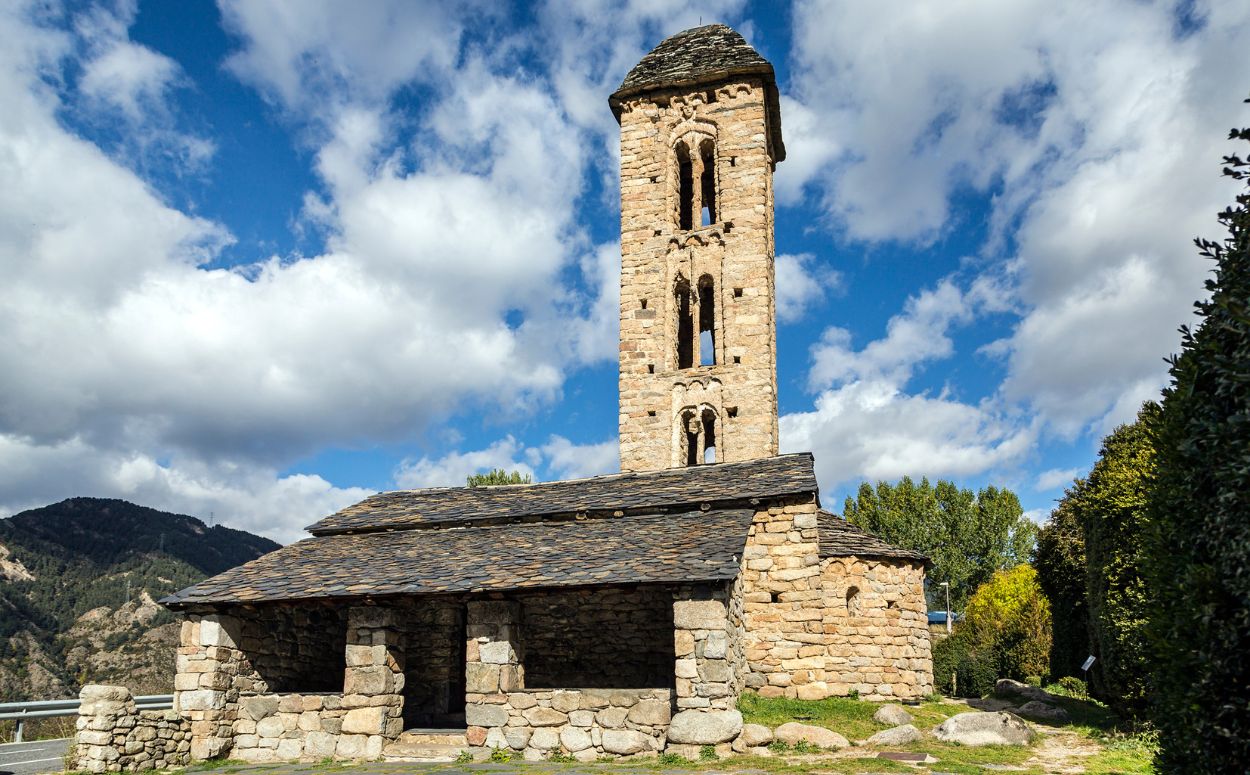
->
[821,556,933,699]
[519,586,673,689]
[76,685,190,773]
[465,688,671,761]
[237,606,347,693]
[739,498,932,700]
[617,77,780,472]
[176,605,405,762]
[740,497,825,698]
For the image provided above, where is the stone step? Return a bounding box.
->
[383,730,469,761]
[382,742,467,762]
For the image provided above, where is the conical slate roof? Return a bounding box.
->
[609,24,785,161]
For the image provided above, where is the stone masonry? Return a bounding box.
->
[76,685,190,773]
[739,497,933,700]
[617,76,780,471]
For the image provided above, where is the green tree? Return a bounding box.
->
[1147,101,1250,771]
[1033,491,1090,680]
[466,469,533,487]
[842,477,1036,610]
[1069,404,1156,717]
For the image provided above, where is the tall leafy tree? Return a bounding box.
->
[1147,100,1250,771]
[1034,490,1090,680]
[466,469,533,487]
[1069,405,1156,717]
[842,477,1036,610]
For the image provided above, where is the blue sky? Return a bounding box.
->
[1,0,1246,542]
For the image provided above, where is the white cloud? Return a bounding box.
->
[393,434,617,489]
[776,253,842,324]
[786,0,1250,441]
[1034,467,1080,491]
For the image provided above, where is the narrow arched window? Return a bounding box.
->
[698,274,715,366]
[702,408,717,463]
[683,410,700,467]
[699,139,716,226]
[675,277,694,369]
[676,142,694,230]
[846,586,862,617]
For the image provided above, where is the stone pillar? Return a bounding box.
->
[175,613,244,760]
[339,606,405,759]
[76,685,134,773]
[667,589,743,753]
[464,600,524,748]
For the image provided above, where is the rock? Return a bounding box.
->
[81,686,130,703]
[627,699,671,726]
[873,704,913,726]
[932,712,1034,746]
[528,728,559,750]
[503,728,531,750]
[240,696,280,722]
[560,727,592,752]
[551,691,580,713]
[667,709,743,744]
[602,729,651,754]
[773,722,849,750]
[255,716,284,738]
[864,724,922,746]
[994,679,1052,703]
[464,704,508,727]
[341,707,386,735]
[740,723,774,747]
[597,706,628,729]
[522,706,567,726]
[1017,700,1071,722]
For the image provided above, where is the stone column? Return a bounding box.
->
[339,606,405,759]
[464,600,524,748]
[667,589,743,753]
[175,614,244,760]
[76,685,134,773]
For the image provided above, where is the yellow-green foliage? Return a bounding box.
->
[963,565,1052,682]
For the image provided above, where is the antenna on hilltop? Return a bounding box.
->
[209,511,215,527]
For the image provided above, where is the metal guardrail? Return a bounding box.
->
[0,695,173,743]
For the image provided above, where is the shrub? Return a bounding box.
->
[1034,493,1091,680]
[1147,99,1250,771]
[698,745,718,760]
[932,629,997,698]
[964,565,1052,681]
[488,748,514,763]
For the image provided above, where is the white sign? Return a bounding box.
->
[1081,655,1097,671]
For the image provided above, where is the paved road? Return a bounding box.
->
[0,738,69,775]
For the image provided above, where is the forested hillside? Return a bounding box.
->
[0,498,278,700]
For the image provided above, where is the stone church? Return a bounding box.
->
[153,24,932,764]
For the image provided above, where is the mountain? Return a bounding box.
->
[0,497,279,701]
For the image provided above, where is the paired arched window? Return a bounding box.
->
[674,274,717,369]
[680,407,719,467]
[675,137,717,230]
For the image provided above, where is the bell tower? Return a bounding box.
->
[610,24,786,472]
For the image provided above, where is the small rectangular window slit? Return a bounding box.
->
[727,406,738,418]
[640,299,648,309]
[647,410,656,417]
[733,356,741,364]
[733,288,743,297]
[647,364,654,374]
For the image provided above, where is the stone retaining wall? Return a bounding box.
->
[466,688,671,761]
[75,685,190,773]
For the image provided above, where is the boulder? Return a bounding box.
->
[1017,700,1071,722]
[872,704,913,726]
[994,679,1052,703]
[560,727,592,752]
[864,724,922,746]
[773,722,849,750]
[740,723,774,747]
[932,712,1033,746]
[627,699,671,726]
[602,729,651,754]
[667,709,743,744]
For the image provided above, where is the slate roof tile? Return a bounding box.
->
[817,511,929,563]
[162,508,755,608]
[308,453,816,535]
[608,23,785,161]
